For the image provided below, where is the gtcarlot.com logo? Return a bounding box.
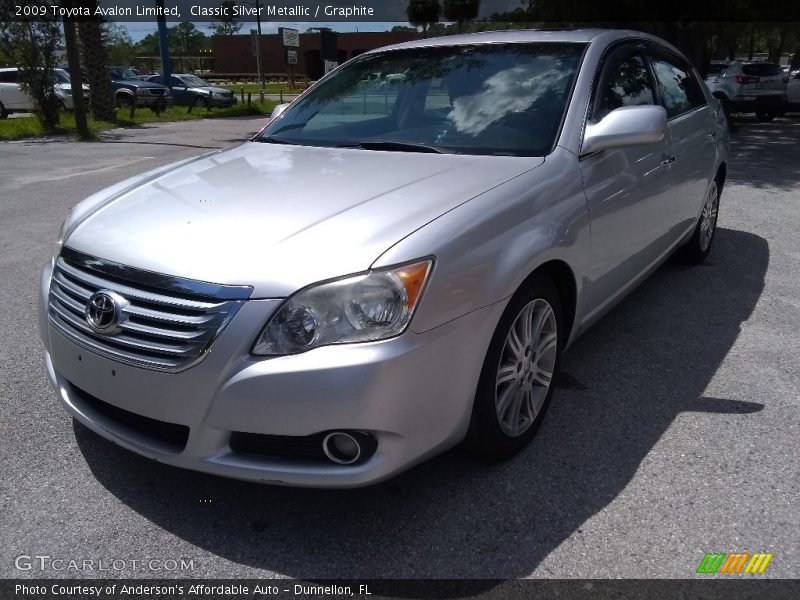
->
[14,554,196,572]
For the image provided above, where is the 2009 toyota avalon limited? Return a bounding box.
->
[38,29,729,487]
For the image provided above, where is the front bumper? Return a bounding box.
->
[39,260,504,487]
[135,94,172,107]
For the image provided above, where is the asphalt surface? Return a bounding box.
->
[1,115,798,580]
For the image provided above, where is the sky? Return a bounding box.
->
[122,22,404,42]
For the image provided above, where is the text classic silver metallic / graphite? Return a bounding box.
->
[38,30,729,487]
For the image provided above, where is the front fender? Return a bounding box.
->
[373,149,590,338]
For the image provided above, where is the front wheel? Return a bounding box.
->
[676,178,720,264]
[467,277,563,460]
[116,94,134,109]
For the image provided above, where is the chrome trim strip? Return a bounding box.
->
[60,246,253,301]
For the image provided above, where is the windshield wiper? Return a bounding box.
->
[341,141,447,154]
[255,136,299,145]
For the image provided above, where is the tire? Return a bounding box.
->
[676,177,721,264]
[116,94,134,109]
[467,276,563,460]
[193,96,208,109]
[0,101,8,119]
[756,111,776,122]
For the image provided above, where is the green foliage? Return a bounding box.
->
[407,0,441,34]
[0,103,278,141]
[209,1,244,36]
[0,5,63,133]
[104,24,137,67]
[442,0,481,29]
[135,23,210,56]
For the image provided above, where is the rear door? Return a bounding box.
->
[648,50,717,236]
[744,63,787,97]
[580,43,678,312]
[0,69,31,110]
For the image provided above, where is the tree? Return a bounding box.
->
[171,22,207,53]
[209,1,244,36]
[442,0,481,32]
[76,0,115,120]
[104,23,137,67]
[407,0,441,36]
[0,4,62,131]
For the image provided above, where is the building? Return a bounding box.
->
[212,30,422,80]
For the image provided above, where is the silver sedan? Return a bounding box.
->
[38,29,729,487]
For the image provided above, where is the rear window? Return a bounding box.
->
[742,63,782,77]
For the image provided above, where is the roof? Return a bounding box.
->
[371,28,661,53]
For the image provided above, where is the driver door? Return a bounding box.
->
[579,44,678,316]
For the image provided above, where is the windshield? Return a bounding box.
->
[179,75,210,87]
[54,70,70,84]
[258,42,586,156]
[110,68,137,80]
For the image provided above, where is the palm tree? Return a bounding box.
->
[77,5,115,120]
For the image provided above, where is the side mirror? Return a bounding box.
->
[270,103,290,121]
[581,105,667,156]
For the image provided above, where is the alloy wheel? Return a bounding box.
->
[699,181,719,252]
[495,298,558,437]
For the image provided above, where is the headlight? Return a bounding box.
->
[136,88,148,96]
[55,212,71,255]
[212,92,226,98]
[252,259,433,356]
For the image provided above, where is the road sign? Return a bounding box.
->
[279,27,300,48]
[286,49,298,65]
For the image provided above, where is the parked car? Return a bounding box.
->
[707,60,729,77]
[787,70,800,110]
[107,66,171,110]
[705,61,787,121]
[0,67,89,118]
[39,29,729,488]
[144,74,236,108]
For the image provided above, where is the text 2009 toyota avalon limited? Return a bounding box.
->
[39,30,729,487]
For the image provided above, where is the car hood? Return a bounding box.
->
[56,83,90,92]
[190,86,232,94]
[117,79,165,88]
[64,143,542,297]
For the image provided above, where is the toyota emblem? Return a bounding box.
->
[85,290,128,334]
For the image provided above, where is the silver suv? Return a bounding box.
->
[706,61,788,121]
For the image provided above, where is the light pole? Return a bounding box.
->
[156,0,171,84]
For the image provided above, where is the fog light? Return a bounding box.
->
[322,432,361,464]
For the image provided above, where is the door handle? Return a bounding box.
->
[707,131,717,140]
[661,155,675,166]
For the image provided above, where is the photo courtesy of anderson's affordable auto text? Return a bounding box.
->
[1,0,799,599]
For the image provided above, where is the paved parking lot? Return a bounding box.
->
[0,115,798,579]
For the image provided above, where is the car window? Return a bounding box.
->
[170,77,184,87]
[0,70,19,83]
[260,42,587,157]
[650,56,706,118]
[743,63,782,77]
[595,53,656,120]
[109,68,137,80]
[179,75,209,87]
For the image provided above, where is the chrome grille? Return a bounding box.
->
[48,249,251,372]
